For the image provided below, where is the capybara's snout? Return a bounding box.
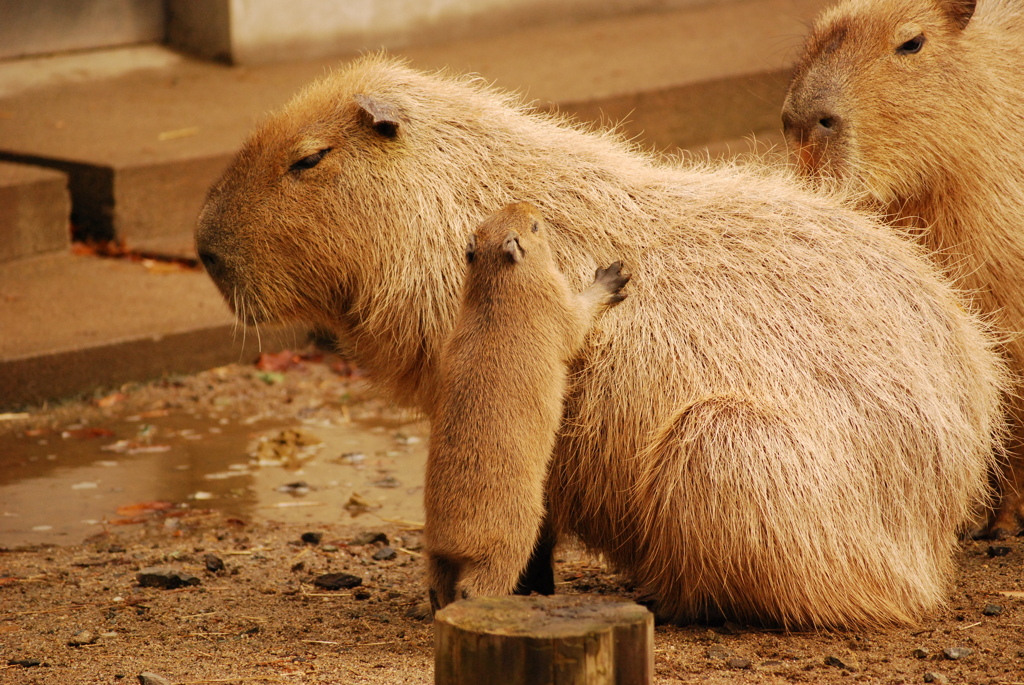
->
[194,216,228,285]
[781,105,843,149]
[781,82,846,176]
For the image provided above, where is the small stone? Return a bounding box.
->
[68,630,97,646]
[942,646,973,660]
[986,545,1011,558]
[138,673,173,685]
[372,546,397,561]
[312,572,362,590]
[278,481,311,495]
[912,648,930,659]
[725,657,752,669]
[706,645,730,660]
[824,656,850,670]
[203,553,225,573]
[107,545,126,554]
[8,659,43,668]
[321,544,339,552]
[350,531,388,546]
[718,621,743,635]
[982,603,1003,616]
[136,567,201,589]
[923,672,949,684]
[353,589,372,601]
[300,531,323,545]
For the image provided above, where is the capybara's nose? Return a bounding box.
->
[782,107,843,147]
[198,250,223,279]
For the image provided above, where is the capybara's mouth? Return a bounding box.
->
[790,141,824,177]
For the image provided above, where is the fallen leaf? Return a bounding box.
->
[157,126,199,141]
[256,350,299,372]
[256,371,285,385]
[63,427,115,439]
[109,517,149,526]
[96,392,126,408]
[115,501,174,516]
[142,259,191,274]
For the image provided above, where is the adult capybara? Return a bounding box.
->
[782,0,1024,537]
[425,202,629,611]
[195,54,1007,628]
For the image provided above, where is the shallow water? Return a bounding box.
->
[0,409,428,547]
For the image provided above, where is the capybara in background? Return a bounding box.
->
[782,0,1024,537]
[425,202,629,611]
[195,55,1007,628]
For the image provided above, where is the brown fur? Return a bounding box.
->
[424,202,629,611]
[783,0,1024,537]
[195,54,1008,629]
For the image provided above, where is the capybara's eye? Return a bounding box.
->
[289,147,332,173]
[896,34,925,55]
[531,221,539,233]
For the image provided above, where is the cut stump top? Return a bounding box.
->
[435,595,651,638]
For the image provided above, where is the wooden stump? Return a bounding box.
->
[434,595,653,685]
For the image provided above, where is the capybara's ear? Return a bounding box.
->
[502,233,524,263]
[939,0,976,29]
[465,234,477,264]
[353,93,403,139]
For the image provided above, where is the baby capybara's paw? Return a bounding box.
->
[594,261,631,305]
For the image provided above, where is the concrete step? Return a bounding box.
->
[0,161,70,262]
[0,252,302,409]
[0,0,816,408]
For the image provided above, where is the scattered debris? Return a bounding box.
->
[923,672,949,684]
[68,630,97,646]
[987,545,1011,558]
[252,429,323,468]
[351,531,388,546]
[312,573,362,591]
[942,646,973,660]
[824,655,852,670]
[338,452,367,465]
[137,672,173,685]
[136,567,201,590]
[344,492,379,516]
[71,238,200,271]
[300,531,323,545]
[203,554,225,573]
[7,659,44,668]
[372,546,397,561]
[278,481,312,496]
[982,603,1003,616]
[706,646,730,660]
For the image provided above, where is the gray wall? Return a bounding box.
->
[0,0,164,59]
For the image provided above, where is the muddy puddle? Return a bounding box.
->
[0,405,429,547]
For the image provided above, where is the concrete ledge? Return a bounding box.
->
[0,323,304,410]
[0,162,70,261]
[0,253,303,409]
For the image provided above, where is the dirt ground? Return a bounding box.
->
[1,353,1023,684]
